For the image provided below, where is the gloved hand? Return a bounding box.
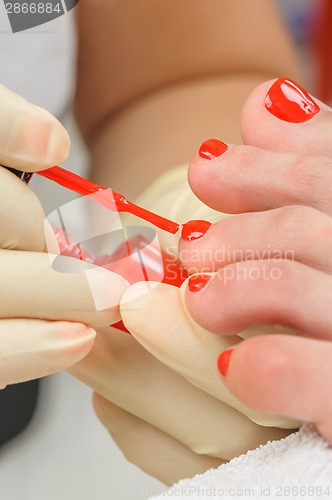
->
[71,166,297,485]
[0,84,128,388]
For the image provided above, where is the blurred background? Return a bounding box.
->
[0,1,331,499]
[276,0,331,104]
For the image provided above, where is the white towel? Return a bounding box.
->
[149,424,332,499]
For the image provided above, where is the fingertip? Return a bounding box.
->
[0,319,97,385]
[120,282,185,353]
[0,171,46,251]
[72,331,96,360]
[60,321,96,339]
[120,280,162,331]
[0,85,72,171]
[29,105,71,170]
[120,280,157,305]
[83,266,130,315]
[58,322,96,361]
[50,121,71,167]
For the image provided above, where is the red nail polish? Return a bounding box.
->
[106,235,188,332]
[199,139,228,160]
[38,166,179,234]
[265,78,320,123]
[181,220,212,242]
[188,274,211,293]
[53,228,189,334]
[217,348,234,377]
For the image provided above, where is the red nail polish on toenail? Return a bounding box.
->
[199,139,228,160]
[188,274,212,293]
[217,348,234,377]
[265,78,320,123]
[181,220,212,242]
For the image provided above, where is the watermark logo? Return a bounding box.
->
[4,0,79,33]
[44,191,164,311]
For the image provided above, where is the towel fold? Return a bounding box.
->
[149,424,332,499]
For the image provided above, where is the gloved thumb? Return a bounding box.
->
[0,84,70,171]
[0,319,95,388]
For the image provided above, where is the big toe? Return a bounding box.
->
[241,77,332,155]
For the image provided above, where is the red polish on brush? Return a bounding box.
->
[54,226,188,333]
[37,166,179,234]
[5,164,209,334]
[38,165,190,333]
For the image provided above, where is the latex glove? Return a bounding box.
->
[0,85,128,388]
[71,166,297,485]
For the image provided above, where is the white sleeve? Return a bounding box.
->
[0,3,76,118]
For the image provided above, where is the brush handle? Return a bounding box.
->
[37,166,180,234]
[2,166,33,184]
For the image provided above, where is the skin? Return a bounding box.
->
[74,0,300,197]
[181,79,332,444]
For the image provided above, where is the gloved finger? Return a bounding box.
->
[93,393,224,486]
[0,84,70,171]
[217,335,332,444]
[0,318,95,387]
[0,250,128,327]
[179,205,332,275]
[119,282,297,429]
[0,167,45,251]
[184,260,332,341]
[72,326,290,460]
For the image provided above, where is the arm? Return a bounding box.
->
[73,0,301,198]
